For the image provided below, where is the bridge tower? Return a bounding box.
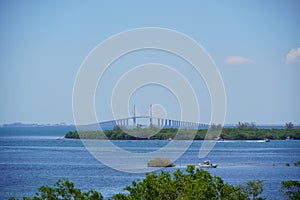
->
[133,104,136,126]
[149,104,153,125]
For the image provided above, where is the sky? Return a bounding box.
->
[0,0,299,125]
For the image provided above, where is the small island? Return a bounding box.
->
[147,157,175,167]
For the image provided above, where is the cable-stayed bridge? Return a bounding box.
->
[98,105,208,130]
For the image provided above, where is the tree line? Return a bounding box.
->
[9,165,299,200]
[65,126,300,140]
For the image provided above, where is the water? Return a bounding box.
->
[0,126,76,138]
[0,127,299,199]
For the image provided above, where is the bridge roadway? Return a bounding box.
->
[99,116,207,130]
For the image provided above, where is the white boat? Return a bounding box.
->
[257,138,271,143]
[198,160,218,168]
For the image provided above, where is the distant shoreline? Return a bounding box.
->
[1,123,299,129]
[65,127,300,140]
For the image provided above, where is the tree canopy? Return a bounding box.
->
[10,166,300,200]
[113,165,264,200]
[65,127,300,140]
[9,179,103,200]
[281,180,300,200]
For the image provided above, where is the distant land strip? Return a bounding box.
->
[65,127,300,140]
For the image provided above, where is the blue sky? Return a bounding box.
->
[0,0,299,125]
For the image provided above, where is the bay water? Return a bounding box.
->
[0,127,299,199]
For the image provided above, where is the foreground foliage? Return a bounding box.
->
[10,166,300,200]
[281,180,300,200]
[9,179,103,200]
[113,165,264,200]
[242,180,264,200]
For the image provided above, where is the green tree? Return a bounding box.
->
[281,180,300,200]
[9,179,103,200]
[242,180,265,200]
[237,122,257,129]
[9,167,269,200]
[285,122,294,129]
[113,165,250,200]
[65,131,79,139]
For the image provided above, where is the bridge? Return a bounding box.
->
[98,105,208,130]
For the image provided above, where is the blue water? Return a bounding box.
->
[0,126,76,138]
[0,127,299,199]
